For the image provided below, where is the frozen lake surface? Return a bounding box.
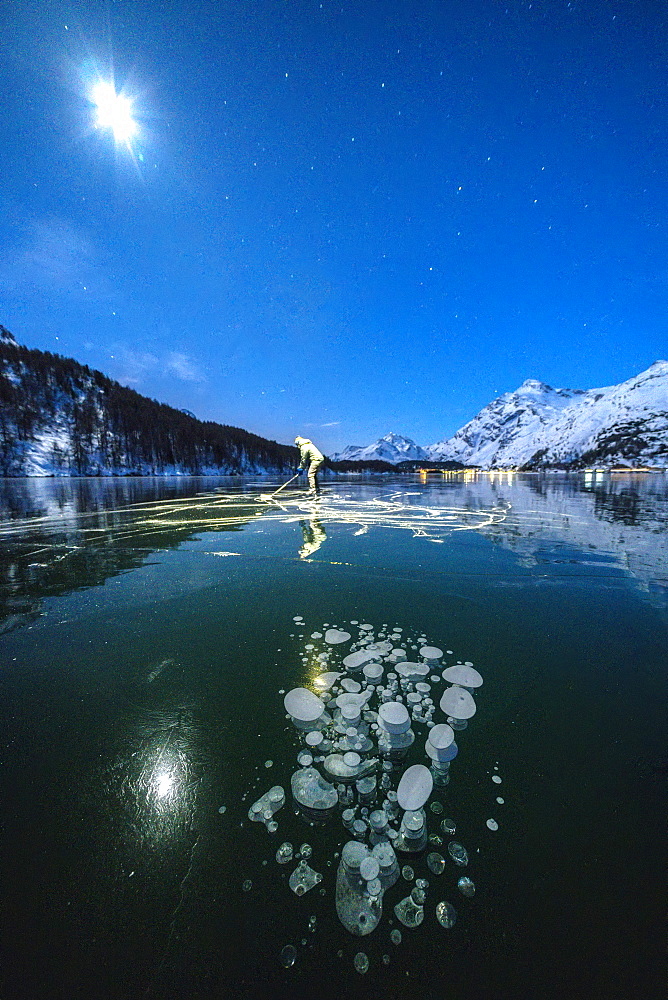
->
[1,473,666,1000]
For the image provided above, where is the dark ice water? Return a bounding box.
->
[1,474,666,1000]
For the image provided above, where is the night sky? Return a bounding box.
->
[1,0,665,453]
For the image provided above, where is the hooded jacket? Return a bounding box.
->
[295,437,325,468]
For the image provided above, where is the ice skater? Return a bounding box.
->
[294,436,325,496]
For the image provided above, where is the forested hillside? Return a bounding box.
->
[0,327,296,476]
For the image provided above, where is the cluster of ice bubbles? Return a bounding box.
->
[238,616,504,976]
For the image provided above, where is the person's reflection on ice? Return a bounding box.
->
[298,515,327,559]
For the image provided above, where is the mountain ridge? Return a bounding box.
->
[332,362,668,469]
[0,327,296,476]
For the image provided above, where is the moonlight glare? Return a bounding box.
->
[90,80,138,144]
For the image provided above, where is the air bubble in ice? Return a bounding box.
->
[390,928,402,945]
[242,880,252,891]
[313,672,341,691]
[325,629,352,645]
[442,664,483,689]
[394,893,424,928]
[436,900,457,928]
[486,818,499,831]
[397,764,433,812]
[458,876,475,897]
[429,800,443,814]
[448,841,468,866]
[360,857,380,881]
[289,860,322,895]
[441,818,456,835]
[276,842,293,864]
[440,685,476,721]
[280,944,297,967]
[284,688,326,725]
[248,786,285,828]
[299,843,312,859]
[492,775,502,784]
[427,853,446,875]
[496,796,505,804]
[291,767,338,817]
[354,952,369,974]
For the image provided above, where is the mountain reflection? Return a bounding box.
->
[0,476,263,633]
[0,473,666,632]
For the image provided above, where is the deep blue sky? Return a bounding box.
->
[1,0,665,453]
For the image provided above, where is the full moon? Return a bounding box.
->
[91,81,138,144]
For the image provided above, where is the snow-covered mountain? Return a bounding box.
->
[335,363,668,469]
[332,432,427,464]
